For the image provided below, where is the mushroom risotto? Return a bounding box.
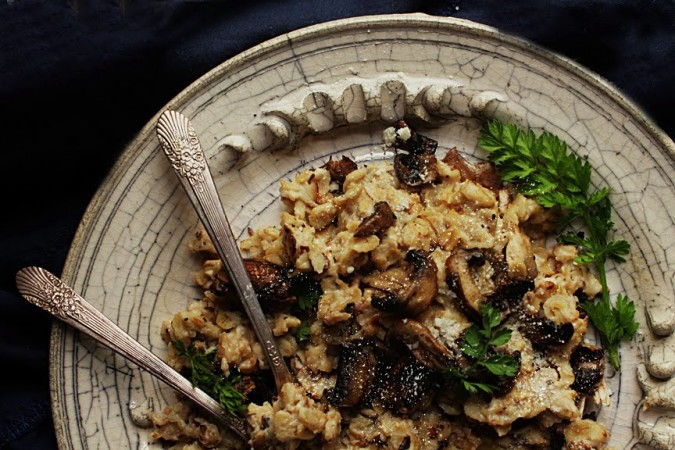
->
[149,122,611,449]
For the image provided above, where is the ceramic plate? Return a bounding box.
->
[51,14,675,449]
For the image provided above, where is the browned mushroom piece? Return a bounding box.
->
[281,222,299,263]
[489,255,535,312]
[320,315,361,346]
[442,147,503,192]
[549,424,567,450]
[394,153,438,187]
[354,201,397,237]
[570,344,606,395]
[390,120,439,187]
[215,259,296,309]
[519,312,574,348]
[445,249,485,316]
[385,319,453,370]
[328,340,379,408]
[446,249,535,318]
[390,120,438,155]
[322,155,358,186]
[363,249,438,316]
[376,355,437,415]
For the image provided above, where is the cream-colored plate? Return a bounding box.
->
[51,14,675,449]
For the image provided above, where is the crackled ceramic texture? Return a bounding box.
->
[52,14,674,449]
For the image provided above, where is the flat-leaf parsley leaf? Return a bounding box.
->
[444,303,519,396]
[172,340,247,416]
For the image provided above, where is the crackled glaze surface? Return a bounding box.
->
[52,14,674,449]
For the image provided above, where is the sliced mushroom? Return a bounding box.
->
[390,120,438,156]
[445,249,484,316]
[354,201,397,237]
[214,259,296,309]
[519,313,574,347]
[442,147,502,192]
[446,249,535,317]
[376,355,436,415]
[322,155,357,186]
[282,223,298,263]
[328,339,379,408]
[320,315,362,346]
[489,278,535,313]
[571,344,605,395]
[389,120,439,187]
[394,152,438,187]
[489,255,535,311]
[385,319,453,370]
[363,249,438,315]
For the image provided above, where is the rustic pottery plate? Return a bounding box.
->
[51,13,675,449]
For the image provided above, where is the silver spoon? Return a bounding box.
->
[15,266,249,440]
[156,110,295,392]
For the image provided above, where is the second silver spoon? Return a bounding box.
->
[15,266,249,439]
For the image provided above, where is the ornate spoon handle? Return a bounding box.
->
[15,266,248,440]
[156,110,294,391]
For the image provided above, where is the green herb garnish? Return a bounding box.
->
[291,272,322,312]
[478,119,639,369]
[289,273,320,344]
[444,303,519,396]
[172,340,247,416]
[294,322,312,343]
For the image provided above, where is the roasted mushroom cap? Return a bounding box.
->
[445,249,485,316]
[520,313,574,348]
[394,153,438,187]
[354,201,397,237]
[442,147,502,192]
[489,256,535,312]
[389,120,439,187]
[328,339,379,408]
[376,355,437,415]
[571,344,605,395]
[322,156,358,186]
[363,249,438,316]
[446,249,535,318]
[385,319,453,370]
[390,120,438,155]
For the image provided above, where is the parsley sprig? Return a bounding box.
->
[172,340,247,416]
[478,120,639,369]
[444,303,519,395]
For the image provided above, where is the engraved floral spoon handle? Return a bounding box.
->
[156,110,294,392]
[15,266,248,440]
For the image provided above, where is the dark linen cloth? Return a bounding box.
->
[0,1,673,448]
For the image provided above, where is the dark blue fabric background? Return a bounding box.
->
[0,1,673,448]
